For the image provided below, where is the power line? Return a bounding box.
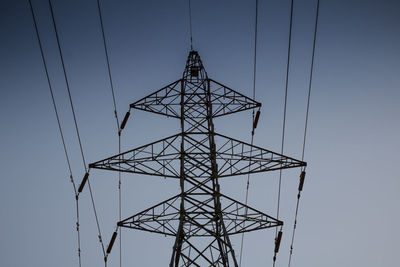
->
[288,0,320,266]
[95,0,123,266]
[48,0,87,170]
[277,0,294,223]
[252,0,259,101]
[47,0,107,263]
[239,0,259,265]
[301,0,320,165]
[188,0,193,50]
[27,0,82,266]
[238,133,256,267]
[117,135,122,267]
[96,0,120,131]
[274,0,294,265]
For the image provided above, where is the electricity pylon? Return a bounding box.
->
[90,51,306,266]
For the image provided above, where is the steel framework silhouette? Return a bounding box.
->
[90,51,306,266]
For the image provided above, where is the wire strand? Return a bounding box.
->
[118,135,122,267]
[239,0,259,265]
[287,193,301,267]
[239,133,255,267]
[48,0,107,261]
[277,0,294,223]
[48,0,87,170]
[274,0,294,265]
[301,0,319,165]
[96,0,120,130]
[27,1,82,266]
[252,0,258,101]
[188,0,193,50]
[95,1,123,266]
[288,0,320,266]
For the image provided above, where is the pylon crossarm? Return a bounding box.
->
[214,133,306,177]
[118,194,181,236]
[128,79,261,120]
[118,192,282,237]
[208,78,261,118]
[219,193,283,235]
[89,133,182,178]
[89,132,305,179]
[130,79,182,118]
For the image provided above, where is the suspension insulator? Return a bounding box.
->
[274,230,283,253]
[77,172,89,193]
[253,110,261,129]
[106,231,118,254]
[120,111,130,130]
[299,171,306,191]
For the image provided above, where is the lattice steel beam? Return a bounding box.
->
[89,132,305,178]
[118,193,282,236]
[130,79,260,119]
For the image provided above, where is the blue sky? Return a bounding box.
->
[0,0,399,266]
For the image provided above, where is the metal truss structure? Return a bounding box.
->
[90,51,306,266]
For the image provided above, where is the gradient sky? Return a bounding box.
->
[0,0,399,266]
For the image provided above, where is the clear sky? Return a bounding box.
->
[0,0,399,266]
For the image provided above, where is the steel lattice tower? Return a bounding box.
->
[90,51,306,266]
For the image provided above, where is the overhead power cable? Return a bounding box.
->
[47,0,107,264]
[251,0,258,101]
[96,0,120,131]
[188,0,194,50]
[274,0,294,265]
[239,0,259,266]
[48,0,87,170]
[27,1,82,266]
[95,0,123,266]
[287,0,320,266]
[300,0,319,166]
